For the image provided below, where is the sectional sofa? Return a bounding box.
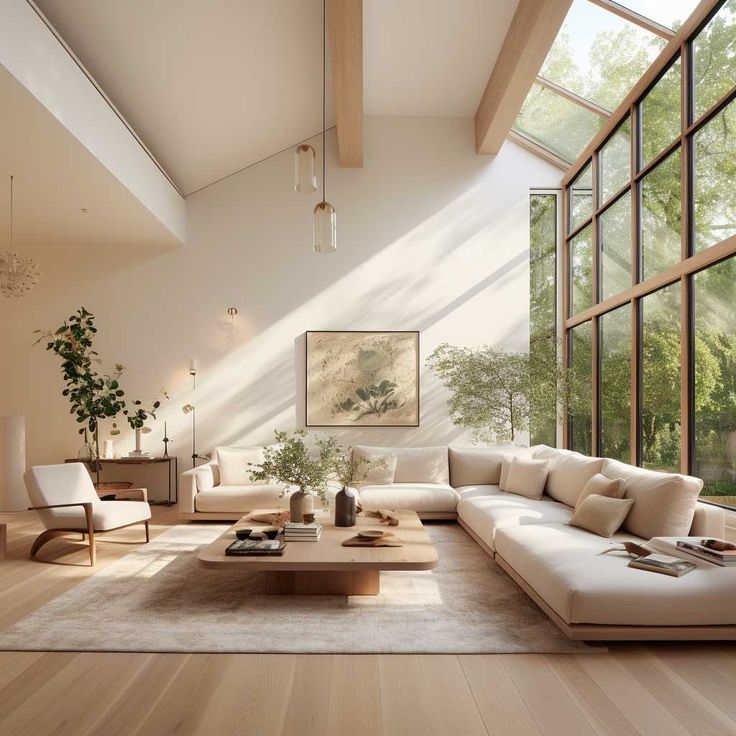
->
[181,443,736,640]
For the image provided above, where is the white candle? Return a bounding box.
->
[189,358,198,374]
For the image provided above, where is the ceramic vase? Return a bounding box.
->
[334,486,357,527]
[290,489,314,523]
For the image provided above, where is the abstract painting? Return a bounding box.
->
[306,331,420,426]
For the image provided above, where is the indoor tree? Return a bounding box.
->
[36,307,166,484]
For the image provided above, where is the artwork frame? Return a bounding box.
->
[305,331,420,427]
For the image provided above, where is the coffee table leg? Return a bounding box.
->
[265,570,380,595]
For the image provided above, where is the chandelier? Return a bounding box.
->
[0,176,39,298]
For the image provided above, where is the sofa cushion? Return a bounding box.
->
[352,446,449,484]
[215,446,266,486]
[495,523,736,626]
[351,448,397,486]
[534,446,604,507]
[457,492,573,552]
[455,484,502,501]
[575,473,625,510]
[42,500,151,531]
[602,459,703,539]
[505,458,550,500]
[195,484,286,513]
[357,483,458,513]
[569,495,635,538]
[449,447,527,487]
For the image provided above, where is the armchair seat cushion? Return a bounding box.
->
[195,484,287,513]
[47,500,151,532]
[357,483,459,513]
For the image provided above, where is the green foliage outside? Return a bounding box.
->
[533,3,736,497]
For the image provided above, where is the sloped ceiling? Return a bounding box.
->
[35,0,519,196]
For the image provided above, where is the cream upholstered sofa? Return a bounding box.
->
[180,441,736,639]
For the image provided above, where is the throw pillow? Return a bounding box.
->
[575,473,625,510]
[351,451,397,487]
[569,495,635,538]
[504,458,551,500]
[216,446,266,486]
[499,454,515,491]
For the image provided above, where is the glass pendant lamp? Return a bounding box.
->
[294,144,317,192]
[312,0,336,253]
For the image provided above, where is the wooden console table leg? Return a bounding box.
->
[0,523,6,562]
[265,570,380,595]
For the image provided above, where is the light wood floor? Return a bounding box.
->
[2,508,736,736]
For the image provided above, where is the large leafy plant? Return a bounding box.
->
[36,307,165,483]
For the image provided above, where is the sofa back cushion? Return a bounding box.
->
[215,446,266,486]
[504,457,550,500]
[351,447,397,486]
[352,446,449,484]
[448,446,532,487]
[601,458,703,538]
[533,446,604,507]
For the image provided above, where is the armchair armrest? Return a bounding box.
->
[29,502,95,535]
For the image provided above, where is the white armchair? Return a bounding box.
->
[25,463,151,565]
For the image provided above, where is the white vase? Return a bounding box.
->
[289,490,314,523]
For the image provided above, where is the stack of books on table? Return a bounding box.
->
[283,522,322,542]
[225,539,285,556]
[676,539,736,567]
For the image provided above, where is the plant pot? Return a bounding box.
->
[289,490,314,523]
[334,486,357,527]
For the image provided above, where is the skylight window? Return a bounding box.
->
[510,0,706,165]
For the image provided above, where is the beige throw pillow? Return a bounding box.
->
[569,495,635,537]
[575,473,625,510]
[499,454,515,491]
[351,451,397,487]
[504,458,550,500]
[216,446,266,486]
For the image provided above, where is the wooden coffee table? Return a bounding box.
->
[197,508,438,595]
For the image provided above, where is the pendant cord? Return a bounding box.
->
[322,0,326,203]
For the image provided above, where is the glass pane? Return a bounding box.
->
[600,304,632,462]
[570,224,593,315]
[641,148,682,280]
[693,101,736,253]
[599,118,631,204]
[641,283,681,471]
[570,162,593,232]
[694,256,736,506]
[515,86,604,164]
[640,58,681,166]
[616,0,702,30]
[693,0,736,120]
[600,193,632,301]
[540,0,664,112]
[529,194,558,447]
[569,321,593,455]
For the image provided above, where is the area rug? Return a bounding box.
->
[0,524,599,654]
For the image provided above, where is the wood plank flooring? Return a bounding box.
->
[2,508,736,736]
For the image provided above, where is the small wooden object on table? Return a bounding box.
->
[198,508,438,596]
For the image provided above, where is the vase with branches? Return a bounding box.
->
[36,307,167,485]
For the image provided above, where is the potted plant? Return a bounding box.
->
[248,429,339,522]
[36,307,167,485]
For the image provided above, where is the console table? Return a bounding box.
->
[65,457,178,506]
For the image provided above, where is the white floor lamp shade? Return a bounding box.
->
[0,416,28,512]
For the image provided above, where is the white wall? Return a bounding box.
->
[0,117,560,499]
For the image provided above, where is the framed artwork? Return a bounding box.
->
[305,331,420,427]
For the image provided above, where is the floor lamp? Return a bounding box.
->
[0,416,29,561]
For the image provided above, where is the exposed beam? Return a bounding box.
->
[507,130,569,170]
[474,0,573,155]
[327,0,363,167]
[588,0,675,40]
[535,76,612,118]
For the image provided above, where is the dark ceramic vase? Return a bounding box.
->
[334,486,356,527]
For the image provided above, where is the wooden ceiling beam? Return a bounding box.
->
[474,0,573,155]
[327,0,363,167]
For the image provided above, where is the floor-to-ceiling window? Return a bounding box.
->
[529,192,559,446]
[562,0,736,508]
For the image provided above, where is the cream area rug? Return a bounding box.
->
[0,524,597,654]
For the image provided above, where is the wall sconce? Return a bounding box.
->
[227,307,238,321]
[189,358,198,388]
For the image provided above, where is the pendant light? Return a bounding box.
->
[0,176,39,298]
[294,144,317,192]
[313,0,336,253]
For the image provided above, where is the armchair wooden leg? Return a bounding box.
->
[145,520,150,543]
[30,530,69,559]
[84,504,96,567]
